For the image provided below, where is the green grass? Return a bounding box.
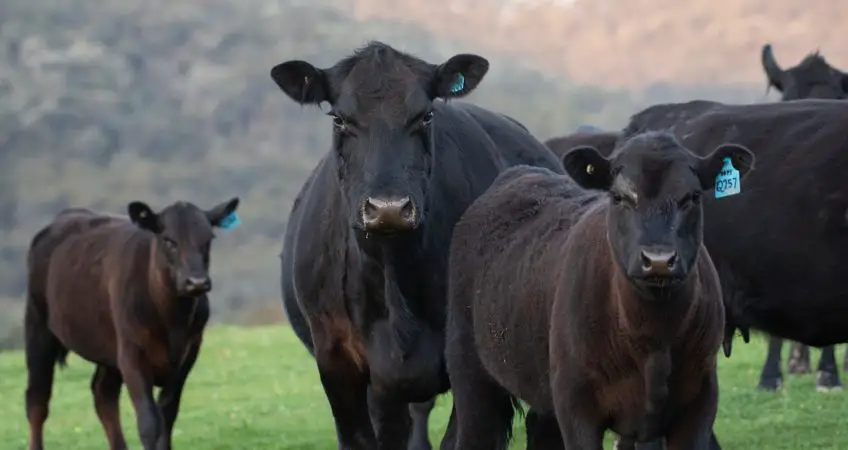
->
[1,325,846,449]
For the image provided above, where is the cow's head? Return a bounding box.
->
[128,198,240,297]
[562,132,754,290]
[270,41,489,236]
[762,44,848,100]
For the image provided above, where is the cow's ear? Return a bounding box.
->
[697,143,756,191]
[432,54,489,99]
[206,197,241,229]
[128,201,163,234]
[761,44,785,93]
[561,145,612,191]
[270,60,331,105]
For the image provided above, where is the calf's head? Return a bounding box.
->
[128,198,240,297]
[270,41,489,235]
[562,132,754,289]
[762,44,848,100]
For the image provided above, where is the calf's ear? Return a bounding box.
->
[128,201,163,234]
[207,197,241,228]
[561,145,613,191]
[432,54,489,99]
[696,143,756,191]
[270,60,331,105]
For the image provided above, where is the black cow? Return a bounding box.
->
[549,99,848,392]
[274,41,563,450]
[444,131,753,450]
[762,43,848,101]
[760,43,848,391]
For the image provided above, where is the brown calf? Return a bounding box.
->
[443,131,754,450]
[24,198,240,450]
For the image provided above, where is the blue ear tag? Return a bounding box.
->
[449,74,465,94]
[218,211,241,230]
[714,157,741,199]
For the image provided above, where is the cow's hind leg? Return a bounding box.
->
[843,345,848,372]
[787,341,812,374]
[407,399,436,450]
[815,345,843,392]
[91,365,128,450]
[24,304,66,450]
[757,336,784,391]
[525,409,564,450]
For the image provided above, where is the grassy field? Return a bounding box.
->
[1,325,846,449]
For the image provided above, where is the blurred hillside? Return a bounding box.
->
[351,0,848,87]
[0,0,803,347]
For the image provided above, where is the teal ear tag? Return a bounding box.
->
[219,211,241,230]
[714,157,741,199]
[449,74,465,94]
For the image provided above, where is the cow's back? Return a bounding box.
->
[28,209,123,318]
[625,99,848,343]
[448,164,598,410]
[40,212,149,364]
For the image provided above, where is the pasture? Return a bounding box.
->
[0,325,845,449]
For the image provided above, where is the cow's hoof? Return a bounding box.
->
[815,371,843,392]
[757,376,783,392]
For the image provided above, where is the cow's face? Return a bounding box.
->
[270,42,489,237]
[128,198,240,297]
[562,132,755,291]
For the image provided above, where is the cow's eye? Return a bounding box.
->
[163,238,178,251]
[329,114,346,131]
[610,192,624,205]
[678,192,701,208]
[421,111,435,126]
[691,191,702,205]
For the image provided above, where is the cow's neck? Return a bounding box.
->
[611,267,699,346]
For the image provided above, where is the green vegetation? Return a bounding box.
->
[0,325,845,449]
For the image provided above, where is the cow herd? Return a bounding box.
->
[21,39,848,450]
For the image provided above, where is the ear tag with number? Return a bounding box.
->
[714,157,741,199]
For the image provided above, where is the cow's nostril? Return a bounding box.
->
[361,196,417,231]
[641,252,653,271]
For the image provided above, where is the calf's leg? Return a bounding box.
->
[91,365,128,450]
[443,333,515,450]
[24,313,64,450]
[552,372,605,450]
[407,399,436,450]
[814,345,842,392]
[157,340,203,450]
[757,336,784,391]
[665,372,718,450]
[787,341,811,374]
[119,348,163,450]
